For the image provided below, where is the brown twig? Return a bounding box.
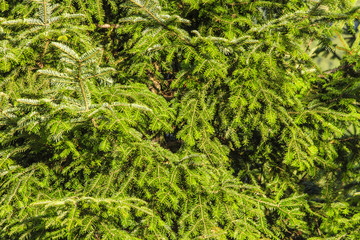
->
[96,24,120,29]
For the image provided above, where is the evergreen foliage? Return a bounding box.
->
[1,0,360,239]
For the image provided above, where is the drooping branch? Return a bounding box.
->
[318,63,356,78]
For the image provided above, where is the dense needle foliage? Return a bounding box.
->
[1,0,360,239]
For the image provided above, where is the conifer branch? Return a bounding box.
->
[2,0,360,239]
[128,0,163,25]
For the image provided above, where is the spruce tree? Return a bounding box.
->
[1,0,360,239]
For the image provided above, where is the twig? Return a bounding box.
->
[96,24,120,29]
